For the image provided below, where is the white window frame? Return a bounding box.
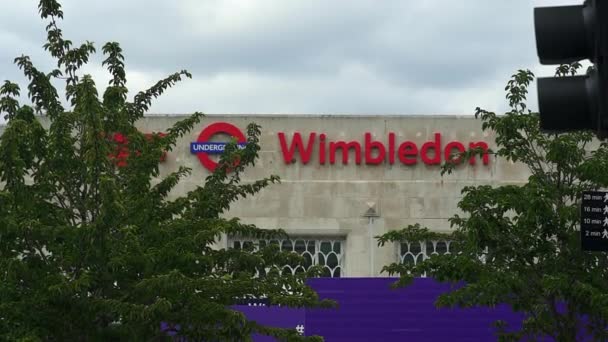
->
[398,240,455,277]
[228,236,345,278]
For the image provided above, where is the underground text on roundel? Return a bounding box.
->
[277,132,489,166]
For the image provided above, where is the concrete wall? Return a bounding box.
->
[137,115,530,277]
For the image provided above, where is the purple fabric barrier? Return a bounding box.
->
[234,305,305,341]
[305,277,528,342]
[161,305,304,341]
[161,278,595,340]
[235,278,563,341]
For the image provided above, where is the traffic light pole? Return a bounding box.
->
[534,0,608,138]
[597,1,608,138]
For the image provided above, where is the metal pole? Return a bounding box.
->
[364,202,379,277]
[369,216,374,276]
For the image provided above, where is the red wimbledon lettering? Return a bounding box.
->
[398,142,418,165]
[364,133,386,165]
[329,141,362,164]
[278,132,316,164]
[444,141,466,164]
[276,131,490,167]
[468,142,489,165]
[420,133,441,165]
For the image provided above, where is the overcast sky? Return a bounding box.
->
[0,0,584,121]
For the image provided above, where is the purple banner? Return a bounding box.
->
[163,278,593,340]
[236,278,559,341]
[235,304,304,342]
[229,278,592,342]
[305,278,526,341]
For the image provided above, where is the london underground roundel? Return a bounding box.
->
[190,122,247,172]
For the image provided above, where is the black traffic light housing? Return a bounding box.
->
[534,0,608,138]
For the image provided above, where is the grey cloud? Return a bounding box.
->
[0,0,587,117]
[14,1,534,80]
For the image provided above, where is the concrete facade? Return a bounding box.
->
[136,115,530,277]
[0,115,531,277]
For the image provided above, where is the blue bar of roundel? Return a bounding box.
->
[190,142,246,154]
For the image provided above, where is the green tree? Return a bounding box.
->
[0,1,328,340]
[378,65,608,341]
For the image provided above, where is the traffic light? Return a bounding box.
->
[534,0,608,138]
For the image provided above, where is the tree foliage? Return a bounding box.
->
[378,65,608,341]
[0,1,329,340]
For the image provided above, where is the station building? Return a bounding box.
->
[134,114,530,278]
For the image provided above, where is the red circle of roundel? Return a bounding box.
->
[195,122,247,172]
